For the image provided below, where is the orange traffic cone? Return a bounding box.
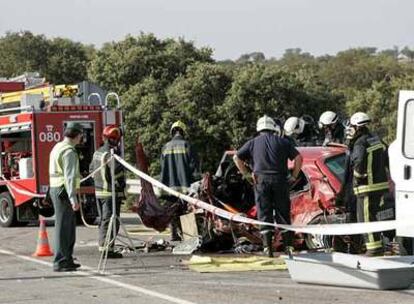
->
[32,218,54,257]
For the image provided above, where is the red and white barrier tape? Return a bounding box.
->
[1,177,46,198]
[0,158,111,199]
[114,154,399,236]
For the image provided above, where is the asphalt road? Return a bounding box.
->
[1,214,414,304]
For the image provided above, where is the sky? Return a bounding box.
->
[0,0,413,60]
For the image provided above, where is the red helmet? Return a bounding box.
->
[103,125,122,142]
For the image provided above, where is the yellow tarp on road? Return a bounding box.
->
[184,255,287,273]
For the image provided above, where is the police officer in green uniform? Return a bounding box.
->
[49,122,83,272]
[90,125,125,258]
[348,112,390,256]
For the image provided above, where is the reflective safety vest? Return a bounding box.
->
[90,145,125,199]
[49,141,81,190]
[160,134,199,193]
[353,134,389,195]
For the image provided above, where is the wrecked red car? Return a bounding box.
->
[190,145,359,252]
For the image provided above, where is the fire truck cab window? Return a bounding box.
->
[404,100,414,158]
[0,130,33,179]
[63,121,95,180]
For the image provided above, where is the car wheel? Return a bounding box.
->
[304,214,333,250]
[0,192,17,227]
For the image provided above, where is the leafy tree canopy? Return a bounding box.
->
[0,31,90,84]
[88,33,213,94]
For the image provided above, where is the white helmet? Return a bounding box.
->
[319,111,338,128]
[350,112,371,127]
[256,115,277,132]
[284,117,305,136]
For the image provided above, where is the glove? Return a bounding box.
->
[288,175,297,185]
[243,173,254,185]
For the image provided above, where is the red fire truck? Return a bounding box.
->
[0,85,123,227]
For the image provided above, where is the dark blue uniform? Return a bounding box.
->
[160,134,199,192]
[237,132,299,248]
[351,131,389,255]
[160,134,200,241]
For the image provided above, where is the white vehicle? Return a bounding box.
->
[389,91,414,237]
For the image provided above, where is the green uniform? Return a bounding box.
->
[49,138,81,269]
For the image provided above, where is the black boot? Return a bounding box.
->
[170,217,182,242]
[263,232,274,258]
[282,230,295,258]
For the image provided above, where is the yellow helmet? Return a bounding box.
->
[170,120,187,135]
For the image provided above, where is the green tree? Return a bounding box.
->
[401,46,414,62]
[88,33,213,94]
[45,38,90,84]
[0,31,91,84]
[166,63,233,171]
[121,63,233,174]
[318,48,402,90]
[236,52,266,63]
[0,31,49,77]
[120,77,168,174]
[379,46,399,59]
[346,76,414,143]
[279,48,315,70]
[221,64,338,147]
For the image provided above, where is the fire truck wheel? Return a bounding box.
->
[304,214,333,250]
[76,212,97,226]
[0,192,17,227]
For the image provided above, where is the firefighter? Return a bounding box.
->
[160,120,200,241]
[283,116,304,146]
[233,115,303,257]
[348,112,390,256]
[318,111,345,145]
[283,116,319,146]
[49,122,83,272]
[300,114,321,145]
[90,125,125,258]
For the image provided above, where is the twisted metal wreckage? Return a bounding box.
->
[132,140,397,255]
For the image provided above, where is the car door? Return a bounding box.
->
[389,90,414,237]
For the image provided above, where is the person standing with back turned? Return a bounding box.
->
[160,120,200,241]
[233,115,302,257]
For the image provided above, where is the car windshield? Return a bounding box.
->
[325,153,347,184]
